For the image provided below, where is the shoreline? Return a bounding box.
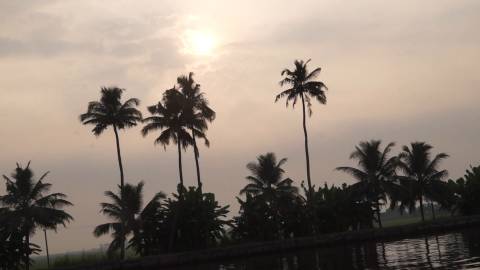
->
[59,215,480,270]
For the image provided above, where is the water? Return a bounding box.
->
[171,229,480,269]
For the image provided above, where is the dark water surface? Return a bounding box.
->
[169,229,480,269]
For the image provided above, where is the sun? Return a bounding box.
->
[183,30,216,56]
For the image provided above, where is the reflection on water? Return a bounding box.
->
[169,229,480,269]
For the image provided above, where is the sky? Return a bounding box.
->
[0,0,479,254]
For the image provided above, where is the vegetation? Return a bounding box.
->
[2,60,480,270]
[0,163,73,270]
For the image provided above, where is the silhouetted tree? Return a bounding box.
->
[142,88,193,188]
[93,182,165,257]
[177,73,215,191]
[0,162,73,270]
[275,59,328,199]
[447,165,480,216]
[336,140,397,228]
[80,87,142,259]
[397,142,449,222]
[241,153,298,197]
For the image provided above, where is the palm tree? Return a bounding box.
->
[80,87,142,189]
[397,142,449,222]
[336,140,397,228]
[177,72,215,190]
[275,59,328,199]
[94,181,165,257]
[0,162,73,270]
[241,152,297,197]
[80,87,142,259]
[142,88,195,188]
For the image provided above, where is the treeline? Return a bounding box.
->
[1,60,480,270]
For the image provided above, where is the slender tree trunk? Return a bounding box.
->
[177,140,184,187]
[300,93,313,199]
[44,229,50,269]
[376,199,383,229]
[192,131,202,192]
[112,125,126,260]
[430,202,436,220]
[419,195,425,222]
[25,233,30,270]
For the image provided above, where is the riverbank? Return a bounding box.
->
[57,215,480,270]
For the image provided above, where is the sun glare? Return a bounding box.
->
[183,30,216,56]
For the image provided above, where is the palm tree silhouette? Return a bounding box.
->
[142,88,196,188]
[94,182,165,257]
[0,162,73,270]
[177,72,215,191]
[397,142,449,222]
[80,87,142,259]
[336,140,397,228]
[275,59,328,199]
[241,152,297,197]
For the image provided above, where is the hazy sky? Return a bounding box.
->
[0,0,479,254]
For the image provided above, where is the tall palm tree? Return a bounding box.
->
[177,72,215,190]
[336,140,397,228]
[80,87,142,259]
[0,162,73,270]
[142,88,206,192]
[241,152,298,197]
[80,87,142,189]
[94,182,165,257]
[397,142,449,222]
[275,59,328,199]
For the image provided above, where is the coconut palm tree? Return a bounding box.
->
[275,59,328,199]
[80,87,142,259]
[80,87,142,189]
[241,152,297,197]
[94,182,165,257]
[142,88,193,188]
[0,162,73,270]
[177,72,215,190]
[336,140,397,228]
[397,142,449,222]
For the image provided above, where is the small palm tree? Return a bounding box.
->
[336,140,397,228]
[397,142,449,222]
[241,153,298,198]
[94,182,165,257]
[80,87,142,259]
[177,73,215,190]
[275,59,328,199]
[0,162,73,270]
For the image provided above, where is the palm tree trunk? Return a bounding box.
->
[192,131,202,192]
[25,233,30,270]
[177,140,184,187]
[300,93,313,199]
[430,202,436,220]
[112,125,126,260]
[44,229,50,269]
[419,195,425,222]
[376,199,383,228]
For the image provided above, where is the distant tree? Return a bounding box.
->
[80,87,142,259]
[0,163,73,270]
[177,73,215,191]
[447,165,480,216]
[241,152,298,198]
[93,182,165,257]
[275,59,328,199]
[336,140,398,228]
[397,142,449,222]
